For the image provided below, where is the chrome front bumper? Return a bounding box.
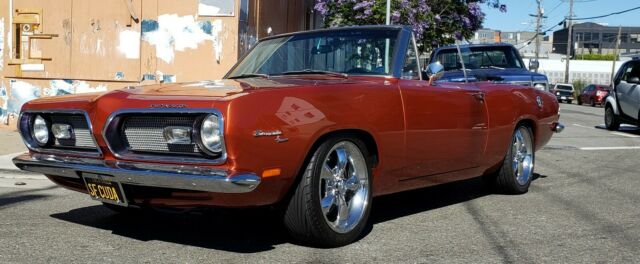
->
[12,153,260,193]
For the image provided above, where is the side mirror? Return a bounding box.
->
[627,76,640,84]
[424,62,445,85]
[529,59,539,71]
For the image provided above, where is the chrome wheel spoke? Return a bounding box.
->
[335,148,349,177]
[320,163,334,180]
[335,195,349,226]
[345,174,360,192]
[321,193,336,215]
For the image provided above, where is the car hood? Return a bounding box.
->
[439,68,546,83]
[23,77,368,111]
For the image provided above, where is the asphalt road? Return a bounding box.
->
[1,103,639,263]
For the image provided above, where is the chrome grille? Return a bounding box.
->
[510,81,532,87]
[49,115,96,149]
[122,116,201,154]
[18,111,101,157]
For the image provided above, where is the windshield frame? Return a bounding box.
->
[431,44,526,72]
[223,26,410,79]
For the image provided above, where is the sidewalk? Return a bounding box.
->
[0,127,28,172]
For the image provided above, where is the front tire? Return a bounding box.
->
[284,137,372,247]
[487,125,535,194]
[605,105,620,131]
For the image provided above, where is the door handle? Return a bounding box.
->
[468,92,485,102]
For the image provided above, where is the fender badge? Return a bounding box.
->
[254,130,283,137]
[536,96,543,109]
[254,130,288,143]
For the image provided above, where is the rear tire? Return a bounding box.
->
[590,98,596,107]
[605,105,620,131]
[577,97,582,105]
[283,136,373,247]
[567,100,573,104]
[486,125,535,194]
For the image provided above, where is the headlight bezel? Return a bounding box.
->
[195,113,225,157]
[31,114,52,147]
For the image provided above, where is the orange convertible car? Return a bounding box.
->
[14,26,563,247]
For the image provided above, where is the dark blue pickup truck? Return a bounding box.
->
[429,43,548,90]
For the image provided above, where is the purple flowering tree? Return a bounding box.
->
[314,0,506,52]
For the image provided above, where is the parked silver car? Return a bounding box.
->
[604,59,640,130]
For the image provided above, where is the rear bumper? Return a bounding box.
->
[12,153,260,193]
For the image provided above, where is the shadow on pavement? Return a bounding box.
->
[49,175,547,253]
[0,185,58,209]
[595,124,640,135]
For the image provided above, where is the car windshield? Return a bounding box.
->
[434,46,524,71]
[557,85,573,90]
[227,28,399,78]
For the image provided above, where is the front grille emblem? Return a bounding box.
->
[163,126,192,145]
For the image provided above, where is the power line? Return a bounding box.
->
[516,5,640,50]
[572,6,640,20]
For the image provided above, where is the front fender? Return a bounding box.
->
[605,94,619,115]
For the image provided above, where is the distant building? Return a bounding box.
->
[501,31,553,58]
[471,28,501,44]
[552,22,640,56]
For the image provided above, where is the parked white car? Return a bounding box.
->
[604,59,640,130]
[551,83,575,104]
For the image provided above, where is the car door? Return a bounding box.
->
[616,61,640,119]
[397,37,488,180]
[584,85,594,104]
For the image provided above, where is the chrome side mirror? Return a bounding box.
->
[424,62,445,84]
[529,59,539,71]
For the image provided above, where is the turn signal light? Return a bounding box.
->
[262,168,281,178]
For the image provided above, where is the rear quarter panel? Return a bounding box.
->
[480,83,559,172]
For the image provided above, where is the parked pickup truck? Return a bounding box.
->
[604,58,640,130]
[429,43,549,90]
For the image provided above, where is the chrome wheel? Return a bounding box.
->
[512,127,534,186]
[319,141,369,234]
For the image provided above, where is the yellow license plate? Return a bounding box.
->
[83,173,128,206]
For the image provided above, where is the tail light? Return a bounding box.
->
[596,90,608,97]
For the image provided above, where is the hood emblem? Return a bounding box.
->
[150,104,187,109]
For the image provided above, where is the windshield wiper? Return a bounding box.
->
[481,66,505,70]
[278,69,348,79]
[228,73,270,79]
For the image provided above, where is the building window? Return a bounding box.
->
[602,33,617,42]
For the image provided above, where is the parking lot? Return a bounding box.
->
[1,103,639,263]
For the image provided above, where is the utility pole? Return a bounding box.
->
[533,0,544,72]
[611,26,622,86]
[564,0,574,83]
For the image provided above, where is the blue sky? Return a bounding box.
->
[482,0,640,32]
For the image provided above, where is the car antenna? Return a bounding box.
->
[454,39,469,83]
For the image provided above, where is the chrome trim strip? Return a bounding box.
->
[13,153,259,193]
[102,108,227,165]
[18,110,103,158]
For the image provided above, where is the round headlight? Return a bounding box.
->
[200,114,222,154]
[32,115,50,145]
